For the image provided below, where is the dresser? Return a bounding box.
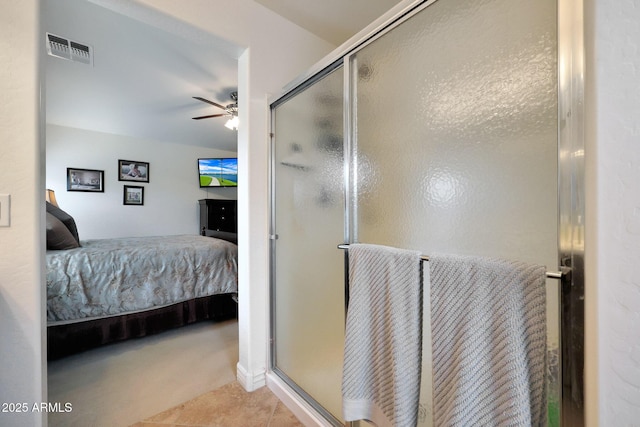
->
[198,199,237,234]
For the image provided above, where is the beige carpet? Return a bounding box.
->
[47,319,241,427]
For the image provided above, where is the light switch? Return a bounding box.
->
[0,194,10,227]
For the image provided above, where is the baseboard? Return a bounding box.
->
[266,371,334,427]
[236,362,266,392]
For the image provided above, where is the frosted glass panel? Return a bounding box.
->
[352,0,559,422]
[272,66,344,421]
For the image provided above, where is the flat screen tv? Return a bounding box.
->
[198,158,238,187]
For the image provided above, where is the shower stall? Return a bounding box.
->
[269,0,584,425]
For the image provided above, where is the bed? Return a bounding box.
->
[45,202,238,359]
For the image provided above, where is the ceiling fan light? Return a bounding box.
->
[225,116,239,130]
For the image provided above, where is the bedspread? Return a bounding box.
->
[46,235,238,323]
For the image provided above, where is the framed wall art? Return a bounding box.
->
[118,160,149,183]
[67,168,104,192]
[123,185,144,206]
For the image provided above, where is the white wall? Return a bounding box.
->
[46,124,236,239]
[585,0,640,424]
[0,1,47,426]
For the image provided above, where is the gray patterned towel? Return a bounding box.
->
[429,254,547,426]
[342,243,422,427]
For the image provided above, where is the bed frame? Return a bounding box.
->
[47,293,237,360]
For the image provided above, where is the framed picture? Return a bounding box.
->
[67,168,104,192]
[123,185,144,205]
[118,159,149,183]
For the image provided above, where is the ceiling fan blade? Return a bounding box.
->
[193,96,227,110]
[192,113,228,120]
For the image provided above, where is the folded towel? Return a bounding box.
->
[342,243,422,427]
[429,254,547,426]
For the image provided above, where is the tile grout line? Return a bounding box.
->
[266,400,279,426]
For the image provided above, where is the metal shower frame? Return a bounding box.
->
[268,0,585,425]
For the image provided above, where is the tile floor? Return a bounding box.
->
[130,381,305,427]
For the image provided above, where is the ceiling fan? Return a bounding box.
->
[192,91,239,129]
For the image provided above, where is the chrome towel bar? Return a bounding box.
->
[337,244,568,279]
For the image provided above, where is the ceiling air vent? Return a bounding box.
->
[46,33,93,66]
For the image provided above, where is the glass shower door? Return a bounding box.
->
[271,0,563,424]
[349,0,559,423]
[270,64,345,423]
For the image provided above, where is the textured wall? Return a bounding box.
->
[589,0,640,424]
[0,1,46,426]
